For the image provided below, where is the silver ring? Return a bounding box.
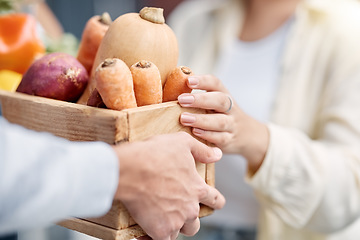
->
[225,96,233,113]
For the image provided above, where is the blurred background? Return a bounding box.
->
[4,0,183,58]
[45,0,182,39]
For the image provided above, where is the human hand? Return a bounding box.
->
[112,132,225,240]
[178,75,269,174]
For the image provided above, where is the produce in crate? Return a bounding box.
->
[16,52,89,102]
[94,58,137,110]
[76,12,112,74]
[163,66,194,102]
[77,7,179,104]
[130,60,162,107]
[10,6,195,111]
[0,6,216,240]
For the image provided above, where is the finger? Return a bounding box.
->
[199,185,226,210]
[187,75,228,92]
[184,135,223,164]
[178,92,232,113]
[192,128,232,148]
[180,112,232,132]
[180,217,201,236]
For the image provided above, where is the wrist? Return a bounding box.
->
[242,120,269,176]
[111,143,129,201]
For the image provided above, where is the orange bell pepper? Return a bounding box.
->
[0,13,45,74]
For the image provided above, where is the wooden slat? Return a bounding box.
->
[86,201,136,230]
[199,162,216,218]
[206,163,215,187]
[0,90,128,144]
[123,101,202,142]
[58,218,147,240]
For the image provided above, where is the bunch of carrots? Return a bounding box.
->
[88,58,193,110]
[76,12,193,111]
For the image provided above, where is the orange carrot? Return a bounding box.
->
[130,60,162,107]
[77,12,112,74]
[163,66,193,102]
[95,58,137,110]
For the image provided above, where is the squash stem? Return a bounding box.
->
[136,60,152,68]
[139,7,165,24]
[181,67,192,75]
[101,59,116,68]
[99,12,112,25]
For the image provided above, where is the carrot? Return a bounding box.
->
[163,66,193,102]
[95,58,137,110]
[130,60,162,107]
[77,12,112,74]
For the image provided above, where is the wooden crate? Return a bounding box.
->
[0,90,214,240]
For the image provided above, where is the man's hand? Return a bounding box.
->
[112,132,225,240]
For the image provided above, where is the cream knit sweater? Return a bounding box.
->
[169,0,360,239]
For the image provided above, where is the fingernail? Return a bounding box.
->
[212,147,223,159]
[178,94,195,104]
[193,128,204,135]
[180,113,196,125]
[187,76,199,87]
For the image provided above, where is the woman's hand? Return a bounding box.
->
[178,75,270,175]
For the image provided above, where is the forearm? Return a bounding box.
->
[238,113,269,176]
[0,118,118,234]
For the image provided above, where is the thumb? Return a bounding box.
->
[187,137,223,164]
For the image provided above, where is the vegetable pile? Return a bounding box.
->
[2,6,194,110]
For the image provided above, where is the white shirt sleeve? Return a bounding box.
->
[0,117,119,235]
